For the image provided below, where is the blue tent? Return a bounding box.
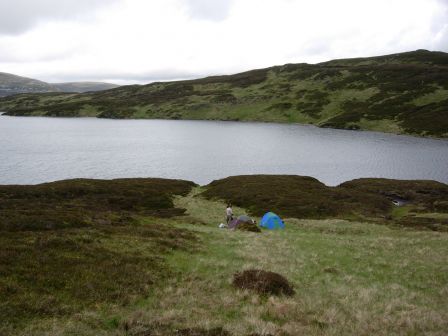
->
[260,212,284,230]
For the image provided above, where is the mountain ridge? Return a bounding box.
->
[0,72,55,96]
[0,49,447,137]
[0,72,119,97]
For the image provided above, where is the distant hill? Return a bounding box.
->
[0,72,55,97]
[0,49,447,137]
[0,72,118,97]
[321,49,448,67]
[51,82,119,93]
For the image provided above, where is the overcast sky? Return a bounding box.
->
[0,0,447,84]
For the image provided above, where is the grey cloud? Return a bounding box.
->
[0,46,77,63]
[40,69,206,84]
[431,0,448,51]
[299,40,331,58]
[184,0,233,21]
[0,0,117,35]
[433,26,448,51]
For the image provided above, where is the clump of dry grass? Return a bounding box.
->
[236,222,261,233]
[174,327,231,336]
[233,270,295,297]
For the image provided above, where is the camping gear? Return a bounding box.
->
[228,218,242,229]
[237,215,252,222]
[260,212,284,229]
[229,215,254,229]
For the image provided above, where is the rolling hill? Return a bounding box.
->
[51,81,119,93]
[0,72,55,97]
[0,72,118,97]
[0,49,447,137]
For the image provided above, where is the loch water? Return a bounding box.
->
[0,115,447,186]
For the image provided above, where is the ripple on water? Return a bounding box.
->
[0,116,447,185]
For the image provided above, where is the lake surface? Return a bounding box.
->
[0,115,447,186]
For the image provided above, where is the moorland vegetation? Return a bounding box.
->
[1,50,447,137]
[1,175,447,335]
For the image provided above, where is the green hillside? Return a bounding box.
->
[1,175,447,335]
[51,81,119,93]
[202,175,448,229]
[1,50,447,137]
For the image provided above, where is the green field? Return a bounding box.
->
[0,176,447,335]
[1,49,447,138]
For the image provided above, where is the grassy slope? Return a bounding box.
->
[0,178,198,329]
[3,187,447,336]
[50,82,119,93]
[1,176,448,335]
[202,175,448,231]
[0,50,447,137]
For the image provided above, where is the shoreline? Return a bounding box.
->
[1,174,447,188]
[1,113,447,141]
